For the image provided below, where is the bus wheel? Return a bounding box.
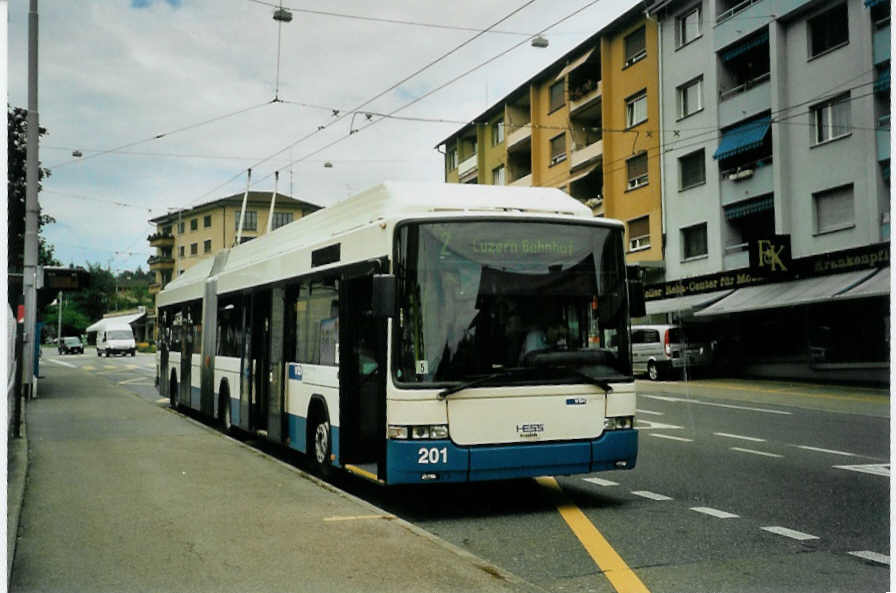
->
[310,416,333,478]
[647,361,659,381]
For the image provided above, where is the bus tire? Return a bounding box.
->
[309,411,333,478]
[219,383,232,433]
[647,361,659,381]
[169,373,178,409]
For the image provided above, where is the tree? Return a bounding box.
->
[8,105,56,273]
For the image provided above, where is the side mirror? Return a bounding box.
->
[372,274,396,318]
[627,266,646,318]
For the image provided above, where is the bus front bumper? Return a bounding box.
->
[384,429,637,485]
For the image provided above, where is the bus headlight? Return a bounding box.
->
[388,424,449,439]
[604,416,634,431]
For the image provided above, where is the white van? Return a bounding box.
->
[631,324,713,380]
[97,327,136,357]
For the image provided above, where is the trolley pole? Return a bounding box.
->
[22,0,40,400]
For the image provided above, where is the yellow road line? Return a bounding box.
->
[323,514,394,522]
[537,476,650,593]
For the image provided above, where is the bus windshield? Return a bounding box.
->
[395,221,632,387]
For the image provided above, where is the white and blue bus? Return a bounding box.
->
[156,182,641,484]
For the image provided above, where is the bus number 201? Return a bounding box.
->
[417,447,448,464]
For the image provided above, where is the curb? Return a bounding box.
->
[7,408,28,591]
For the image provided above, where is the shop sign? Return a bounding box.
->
[749,235,791,275]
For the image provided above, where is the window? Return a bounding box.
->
[446,148,457,170]
[162,225,171,235]
[628,216,650,251]
[178,222,185,234]
[272,212,293,230]
[811,93,850,144]
[626,152,648,189]
[679,149,705,189]
[492,119,505,145]
[677,6,701,47]
[549,81,565,112]
[203,239,212,253]
[682,223,708,259]
[190,218,198,231]
[549,133,566,166]
[814,184,854,234]
[677,77,703,119]
[190,243,198,255]
[178,245,185,257]
[235,210,258,231]
[631,328,661,344]
[624,27,646,66]
[808,3,848,58]
[203,215,212,228]
[626,90,647,127]
[293,279,339,366]
[492,165,506,185]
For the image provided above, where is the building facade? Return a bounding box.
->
[147,191,320,296]
[647,0,890,382]
[438,6,663,277]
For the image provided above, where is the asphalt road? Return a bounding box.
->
[36,348,891,593]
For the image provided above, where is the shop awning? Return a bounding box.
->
[695,269,878,316]
[713,117,771,160]
[646,289,735,316]
[834,267,890,300]
[724,195,774,219]
[720,30,769,62]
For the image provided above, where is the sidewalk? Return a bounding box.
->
[8,365,541,593]
[635,377,891,418]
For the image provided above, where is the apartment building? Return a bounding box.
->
[646,0,890,382]
[438,6,663,276]
[147,191,320,295]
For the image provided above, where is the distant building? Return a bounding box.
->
[147,191,321,295]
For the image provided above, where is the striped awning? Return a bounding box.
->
[714,117,771,160]
[720,30,769,62]
[724,195,774,219]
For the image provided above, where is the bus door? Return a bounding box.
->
[249,290,272,434]
[339,275,387,472]
[158,309,169,396]
[180,304,195,408]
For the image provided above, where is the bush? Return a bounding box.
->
[136,342,156,353]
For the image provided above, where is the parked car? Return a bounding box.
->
[58,336,84,355]
[631,324,713,380]
[97,327,136,357]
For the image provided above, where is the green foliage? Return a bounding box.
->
[8,105,55,272]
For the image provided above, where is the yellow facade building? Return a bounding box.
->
[438,6,662,273]
[147,191,320,295]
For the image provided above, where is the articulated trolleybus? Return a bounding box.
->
[156,182,640,484]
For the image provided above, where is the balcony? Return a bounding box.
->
[718,73,770,128]
[720,158,774,206]
[570,139,603,171]
[569,80,602,114]
[148,282,163,295]
[148,255,175,271]
[878,115,890,162]
[506,125,532,151]
[457,154,478,182]
[723,245,750,270]
[509,173,532,187]
[147,232,175,247]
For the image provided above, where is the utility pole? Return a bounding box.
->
[56,290,62,344]
[22,0,40,399]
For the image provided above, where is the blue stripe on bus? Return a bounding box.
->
[230,397,240,426]
[284,414,340,467]
[191,385,201,409]
[385,430,638,485]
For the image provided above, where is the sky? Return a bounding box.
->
[8,0,637,274]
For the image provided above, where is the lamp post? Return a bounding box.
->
[22,0,40,399]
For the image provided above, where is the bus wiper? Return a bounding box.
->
[438,368,531,399]
[557,366,614,394]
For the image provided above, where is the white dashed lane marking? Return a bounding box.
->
[730,447,783,458]
[761,526,819,541]
[690,507,739,519]
[639,394,792,415]
[632,491,672,501]
[796,445,856,457]
[714,432,766,442]
[635,408,664,416]
[583,477,619,487]
[832,463,890,477]
[847,551,890,565]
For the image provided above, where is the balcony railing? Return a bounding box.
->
[147,231,175,247]
[716,0,762,24]
[719,72,770,102]
[147,255,175,269]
